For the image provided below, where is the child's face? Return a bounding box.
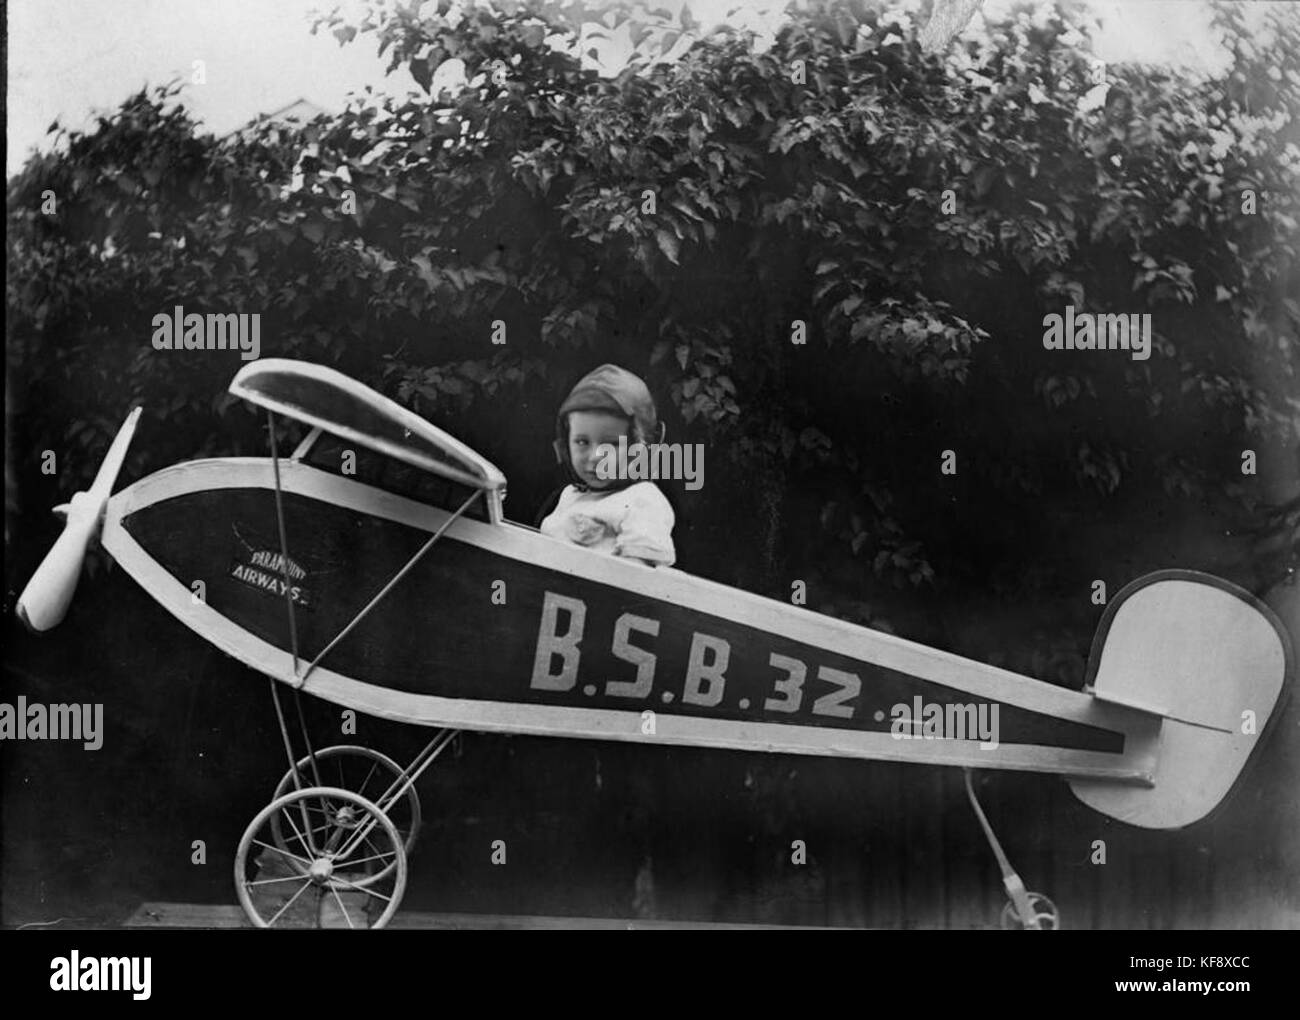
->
[566,409,631,489]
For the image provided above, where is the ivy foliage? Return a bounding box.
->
[7,0,1297,666]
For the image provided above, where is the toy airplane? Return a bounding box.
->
[15,359,1293,929]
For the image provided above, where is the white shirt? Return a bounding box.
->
[539,482,675,566]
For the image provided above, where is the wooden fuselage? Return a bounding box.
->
[101,454,1162,783]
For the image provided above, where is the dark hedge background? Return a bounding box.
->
[4,0,1297,927]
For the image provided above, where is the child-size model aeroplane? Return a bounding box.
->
[16,360,1293,929]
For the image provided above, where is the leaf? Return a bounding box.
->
[972,165,997,198]
[670,198,702,221]
[411,56,434,92]
[412,254,440,289]
[300,219,326,244]
[656,229,680,264]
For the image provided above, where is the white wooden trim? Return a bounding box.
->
[102,457,1159,782]
[230,358,507,492]
[290,426,322,461]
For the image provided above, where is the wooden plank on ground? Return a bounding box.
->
[124,902,831,929]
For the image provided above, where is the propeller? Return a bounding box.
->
[16,407,143,632]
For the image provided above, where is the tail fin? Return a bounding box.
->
[1069,570,1293,829]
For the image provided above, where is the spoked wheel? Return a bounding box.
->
[1000,892,1060,930]
[271,745,421,875]
[235,786,407,929]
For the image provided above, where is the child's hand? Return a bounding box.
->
[565,512,609,546]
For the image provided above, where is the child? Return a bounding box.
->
[539,364,676,567]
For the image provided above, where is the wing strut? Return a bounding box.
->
[267,410,302,677]
[299,487,482,685]
[266,410,323,798]
[260,407,471,862]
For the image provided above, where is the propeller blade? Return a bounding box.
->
[16,407,142,632]
[87,406,143,502]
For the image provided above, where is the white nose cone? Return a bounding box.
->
[15,407,142,631]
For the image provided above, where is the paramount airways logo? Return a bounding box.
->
[230,548,313,607]
[247,550,306,579]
